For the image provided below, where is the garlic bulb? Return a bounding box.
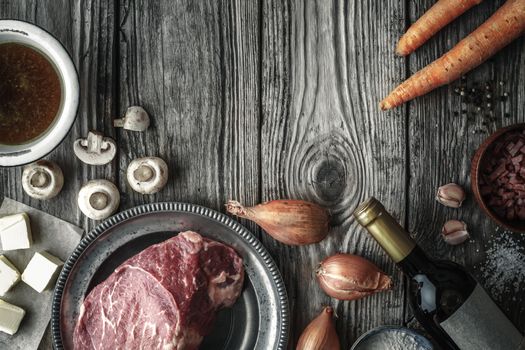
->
[316,254,392,301]
[297,307,340,350]
[225,199,329,245]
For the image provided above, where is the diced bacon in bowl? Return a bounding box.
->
[477,128,525,228]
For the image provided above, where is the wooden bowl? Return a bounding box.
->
[471,123,525,233]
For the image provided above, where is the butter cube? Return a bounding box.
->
[0,256,20,296]
[0,299,25,335]
[0,213,32,251]
[22,251,63,293]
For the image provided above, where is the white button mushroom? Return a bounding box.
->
[78,180,120,220]
[113,106,150,131]
[126,157,168,194]
[22,161,64,200]
[73,131,117,165]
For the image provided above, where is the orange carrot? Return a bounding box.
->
[381,0,525,111]
[397,0,483,56]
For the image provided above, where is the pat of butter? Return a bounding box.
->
[0,299,25,335]
[22,251,63,293]
[0,255,20,296]
[0,213,32,251]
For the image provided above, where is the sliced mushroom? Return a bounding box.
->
[73,131,117,165]
[113,106,150,131]
[78,180,120,220]
[126,157,168,194]
[22,160,64,200]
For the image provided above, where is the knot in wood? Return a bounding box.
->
[313,159,346,202]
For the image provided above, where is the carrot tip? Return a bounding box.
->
[395,47,409,57]
[379,101,389,111]
[395,38,411,56]
[395,45,406,57]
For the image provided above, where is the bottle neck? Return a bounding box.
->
[397,245,432,277]
[354,198,438,277]
[354,198,416,263]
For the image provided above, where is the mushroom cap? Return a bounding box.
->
[114,106,150,131]
[126,157,168,194]
[78,180,120,220]
[73,131,117,165]
[22,160,64,200]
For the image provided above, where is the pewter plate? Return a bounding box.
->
[51,203,289,350]
[350,326,433,350]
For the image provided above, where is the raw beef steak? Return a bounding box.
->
[73,231,244,350]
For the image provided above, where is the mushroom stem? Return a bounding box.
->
[89,192,109,210]
[78,180,120,220]
[113,118,125,128]
[22,161,64,200]
[134,165,154,182]
[86,132,103,153]
[30,171,50,188]
[74,131,117,165]
[126,157,168,194]
[113,106,150,131]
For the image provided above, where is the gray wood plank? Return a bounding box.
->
[118,0,260,215]
[261,0,408,347]
[406,0,525,332]
[2,0,523,349]
[0,1,117,348]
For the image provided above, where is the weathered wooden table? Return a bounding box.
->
[1,0,524,349]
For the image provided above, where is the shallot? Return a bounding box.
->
[225,199,329,245]
[316,254,392,301]
[296,306,340,350]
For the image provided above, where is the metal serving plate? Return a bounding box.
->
[51,203,289,350]
[351,326,433,350]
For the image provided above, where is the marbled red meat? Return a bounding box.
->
[73,231,244,350]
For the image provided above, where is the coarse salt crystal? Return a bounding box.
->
[477,229,525,304]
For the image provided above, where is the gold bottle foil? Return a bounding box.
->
[353,197,415,263]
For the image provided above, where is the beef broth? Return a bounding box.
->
[0,43,61,145]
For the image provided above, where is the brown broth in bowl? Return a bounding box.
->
[0,43,61,145]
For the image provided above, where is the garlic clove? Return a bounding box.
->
[225,199,329,245]
[442,220,469,245]
[297,306,340,350]
[436,183,466,208]
[316,254,392,301]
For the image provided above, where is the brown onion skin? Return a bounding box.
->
[316,253,392,301]
[225,199,329,245]
[296,306,340,350]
